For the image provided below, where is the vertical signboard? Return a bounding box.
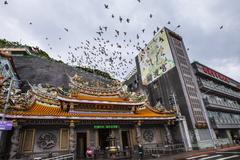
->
[137,28,175,85]
[166,30,207,128]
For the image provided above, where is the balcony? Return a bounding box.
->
[203,98,240,113]
[198,79,240,100]
[209,117,240,129]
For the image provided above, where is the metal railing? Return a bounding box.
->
[34,153,74,160]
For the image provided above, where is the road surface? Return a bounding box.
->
[183,149,240,160]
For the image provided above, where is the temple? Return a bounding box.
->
[0,50,179,159]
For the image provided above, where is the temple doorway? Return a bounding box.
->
[121,130,130,149]
[98,129,110,150]
[76,132,87,159]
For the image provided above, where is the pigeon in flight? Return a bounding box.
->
[29,22,32,25]
[167,21,171,24]
[126,18,130,23]
[103,26,107,31]
[104,4,109,9]
[220,25,223,29]
[4,1,8,5]
[64,28,69,32]
[150,14,153,18]
[142,29,145,33]
[137,0,141,3]
[119,16,123,23]
[115,30,120,35]
[111,14,114,18]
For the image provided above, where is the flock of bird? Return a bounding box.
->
[2,0,224,80]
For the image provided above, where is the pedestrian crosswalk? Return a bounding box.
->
[216,155,240,160]
[186,154,208,159]
[186,154,240,160]
[199,154,222,160]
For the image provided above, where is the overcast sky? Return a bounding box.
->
[0,0,239,81]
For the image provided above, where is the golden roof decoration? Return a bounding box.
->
[0,80,34,111]
[68,74,147,103]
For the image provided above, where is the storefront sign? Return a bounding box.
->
[202,66,230,83]
[94,125,119,129]
[0,121,13,130]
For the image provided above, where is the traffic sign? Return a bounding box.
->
[0,121,13,130]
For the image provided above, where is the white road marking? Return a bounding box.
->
[216,155,240,160]
[186,154,208,159]
[199,155,222,160]
[217,152,240,154]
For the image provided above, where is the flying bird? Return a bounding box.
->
[220,25,223,29]
[103,26,107,31]
[142,29,145,33]
[29,22,32,25]
[137,34,139,39]
[111,14,114,18]
[167,21,171,24]
[115,30,120,35]
[137,0,141,2]
[104,4,109,9]
[4,1,8,5]
[119,16,123,23]
[149,14,153,18]
[64,28,69,32]
[96,32,102,36]
[126,18,130,23]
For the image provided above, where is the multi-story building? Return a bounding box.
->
[125,27,216,149]
[192,61,240,145]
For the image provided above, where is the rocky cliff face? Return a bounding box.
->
[12,55,114,92]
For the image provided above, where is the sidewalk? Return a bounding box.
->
[157,144,240,160]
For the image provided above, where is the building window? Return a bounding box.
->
[60,128,69,150]
[22,129,35,153]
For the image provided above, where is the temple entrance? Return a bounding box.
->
[76,132,87,159]
[98,129,110,150]
[121,130,130,149]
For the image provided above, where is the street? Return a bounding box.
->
[183,149,240,160]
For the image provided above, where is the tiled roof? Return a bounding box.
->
[6,102,176,120]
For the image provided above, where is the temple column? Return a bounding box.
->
[69,121,76,153]
[9,120,21,160]
[164,124,173,144]
[135,121,142,144]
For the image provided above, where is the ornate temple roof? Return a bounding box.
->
[0,69,176,121]
[4,101,176,120]
[65,74,146,104]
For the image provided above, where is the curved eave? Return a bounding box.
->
[57,96,145,106]
[0,114,176,120]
